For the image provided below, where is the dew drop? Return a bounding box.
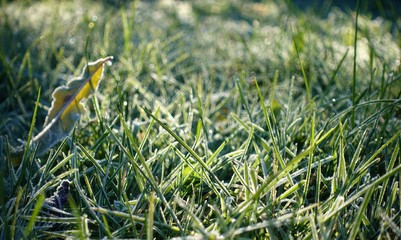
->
[69,37,76,45]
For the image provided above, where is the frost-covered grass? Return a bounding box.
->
[1,0,401,239]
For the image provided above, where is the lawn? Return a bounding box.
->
[0,0,401,239]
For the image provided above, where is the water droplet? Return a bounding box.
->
[332,98,336,103]
[123,101,128,106]
[92,15,98,22]
[88,22,95,29]
[69,37,76,45]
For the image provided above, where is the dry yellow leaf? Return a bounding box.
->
[32,56,113,156]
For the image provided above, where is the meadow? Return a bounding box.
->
[0,0,400,239]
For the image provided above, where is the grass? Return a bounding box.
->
[1,0,401,239]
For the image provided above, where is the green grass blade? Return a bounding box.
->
[143,107,230,196]
[291,25,311,102]
[255,79,295,187]
[146,192,155,240]
[24,194,45,238]
[11,189,23,240]
[323,153,401,222]
[378,142,400,207]
[351,0,360,127]
[348,187,374,240]
[106,117,184,233]
[13,87,41,195]
[235,76,253,122]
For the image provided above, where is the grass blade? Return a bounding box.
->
[143,107,230,196]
